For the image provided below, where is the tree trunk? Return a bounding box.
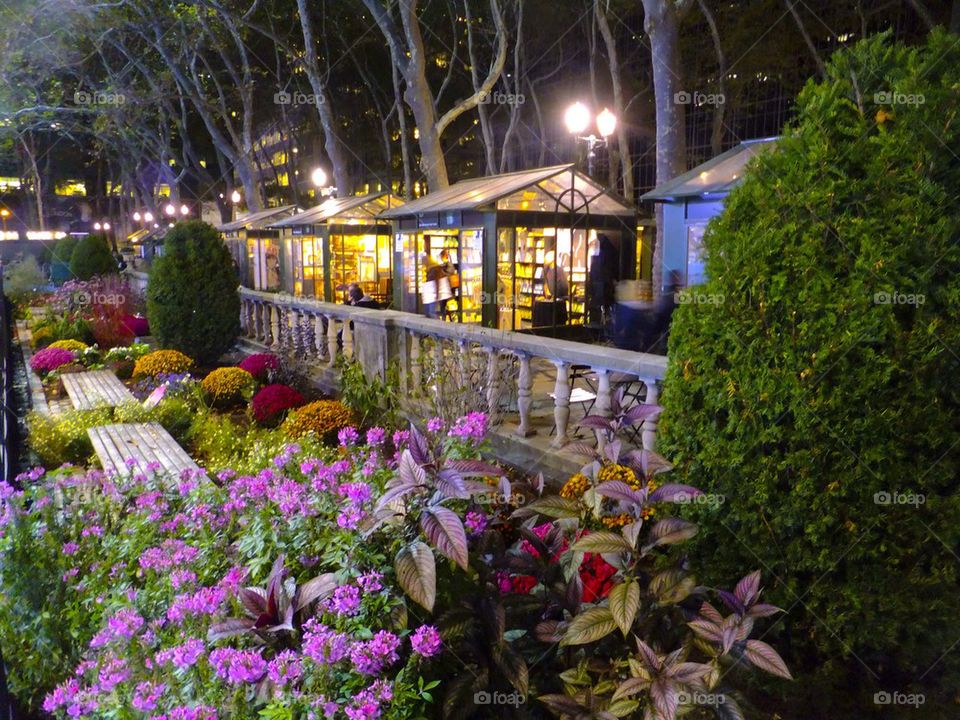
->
[642,0,688,295]
[465,0,498,175]
[595,0,634,199]
[295,0,352,194]
[784,0,826,77]
[697,0,727,156]
[392,63,414,199]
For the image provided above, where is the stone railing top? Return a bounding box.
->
[240,288,668,380]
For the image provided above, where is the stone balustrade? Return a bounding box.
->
[237,288,668,452]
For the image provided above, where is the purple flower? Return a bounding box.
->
[208,648,266,684]
[410,625,443,657]
[99,656,131,692]
[168,705,217,720]
[62,542,79,556]
[156,638,205,668]
[391,430,410,449]
[464,511,488,535]
[167,587,225,623]
[357,571,383,593]
[90,608,144,648]
[339,482,372,504]
[338,426,360,446]
[326,585,361,616]
[426,417,444,433]
[302,620,350,665]
[337,505,365,530]
[447,412,488,442]
[132,681,166,712]
[365,427,386,446]
[350,630,400,675]
[267,650,303,686]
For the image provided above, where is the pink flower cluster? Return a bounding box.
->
[302,619,350,665]
[43,679,98,717]
[155,637,205,668]
[410,625,442,658]
[90,608,144,648]
[208,647,267,684]
[447,411,488,442]
[267,650,303,686]
[167,586,226,623]
[349,630,401,675]
[30,347,76,375]
[140,539,198,571]
[132,681,166,712]
[238,352,280,381]
[345,679,393,720]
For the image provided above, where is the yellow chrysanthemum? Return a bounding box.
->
[560,473,590,499]
[597,463,637,487]
[282,400,353,439]
[201,367,255,406]
[48,339,89,352]
[133,349,193,378]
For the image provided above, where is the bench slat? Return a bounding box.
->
[63,371,135,411]
[86,423,205,482]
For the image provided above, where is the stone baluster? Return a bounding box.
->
[641,380,660,452]
[456,339,470,387]
[314,313,326,358]
[515,353,534,437]
[484,347,501,419]
[325,314,338,367]
[269,303,282,350]
[238,300,247,335]
[251,302,262,343]
[245,301,256,339]
[289,306,302,355]
[409,331,422,393]
[343,316,354,359]
[593,368,613,450]
[551,361,571,448]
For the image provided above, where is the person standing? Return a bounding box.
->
[421,253,453,320]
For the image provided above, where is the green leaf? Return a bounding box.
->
[513,495,580,519]
[560,607,617,646]
[608,580,640,636]
[571,531,634,554]
[395,541,436,612]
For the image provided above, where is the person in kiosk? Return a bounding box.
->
[535,250,569,327]
[420,253,453,320]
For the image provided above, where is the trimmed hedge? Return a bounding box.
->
[69,234,115,280]
[659,31,960,715]
[146,221,240,364]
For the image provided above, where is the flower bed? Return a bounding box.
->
[3,402,790,720]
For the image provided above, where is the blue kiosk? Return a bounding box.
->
[641,137,778,288]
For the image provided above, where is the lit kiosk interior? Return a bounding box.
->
[381,164,636,334]
[269,193,402,304]
[218,206,297,291]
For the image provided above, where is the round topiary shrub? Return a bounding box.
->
[69,234,117,280]
[47,339,88,353]
[251,384,305,426]
[658,31,960,713]
[146,221,240,364]
[238,352,280,381]
[282,399,353,440]
[50,236,79,283]
[201,367,255,407]
[132,349,194,379]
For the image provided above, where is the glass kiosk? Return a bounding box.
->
[381,165,636,333]
[269,193,403,304]
[217,206,298,291]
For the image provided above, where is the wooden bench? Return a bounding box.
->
[62,370,136,410]
[87,422,205,480]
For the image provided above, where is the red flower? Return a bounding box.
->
[579,553,617,602]
[239,353,280,381]
[251,384,305,425]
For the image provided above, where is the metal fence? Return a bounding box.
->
[0,273,19,720]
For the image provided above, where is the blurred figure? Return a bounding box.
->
[421,253,453,320]
[347,282,380,310]
[588,234,617,324]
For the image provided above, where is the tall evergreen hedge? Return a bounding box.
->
[659,31,960,716]
[146,221,240,364]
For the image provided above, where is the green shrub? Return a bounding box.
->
[3,255,46,305]
[27,408,113,467]
[68,234,116,280]
[658,31,960,714]
[113,397,195,445]
[146,220,240,364]
[50,237,79,282]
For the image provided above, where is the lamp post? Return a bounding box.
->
[564,102,617,177]
[311,167,336,199]
[0,208,9,235]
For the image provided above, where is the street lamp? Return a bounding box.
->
[144,211,154,223]
[310,167,327,188]
[164,203,176,217]
[564,102,617,176]
[230,190,242,204]
[102,222,111,231]
[94,222,102,230]
[180,204,190,216]
[0,208,9,234]
[133,211,142,222]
